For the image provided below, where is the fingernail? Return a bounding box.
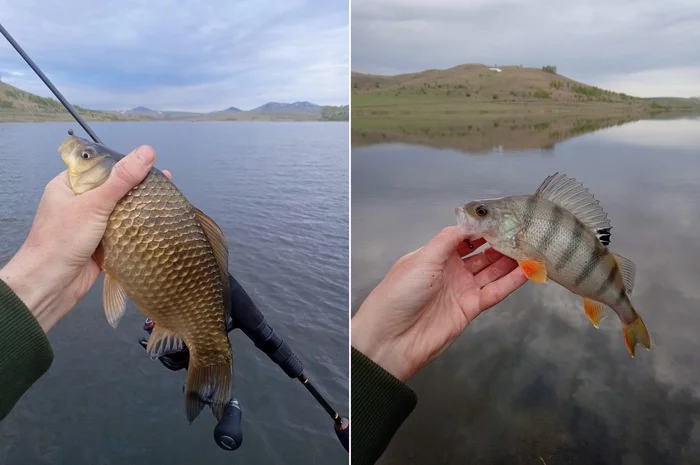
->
[135,146,155,165]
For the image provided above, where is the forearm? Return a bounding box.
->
[0,246,77,333]
[351,298,419,382]
[0,278,54,421]
[351,346,417,465]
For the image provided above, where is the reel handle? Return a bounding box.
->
[214,399,243,451]
[335,417,349,451]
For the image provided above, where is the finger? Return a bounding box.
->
[456,238,487,257]
[395,246,423,265]
[162,169,172,180]
[474,255,519,288]
[463,247,504,274]
[53,170,70,187]
[422,226,470,263]
[84,145,156,208]
[44,170,74,196]
[456,241,471,258]
[477,266,528,311]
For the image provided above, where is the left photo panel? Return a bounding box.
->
[0,1,349,464]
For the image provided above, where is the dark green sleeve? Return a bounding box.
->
[351,346,417,465]
[0,279,54,421]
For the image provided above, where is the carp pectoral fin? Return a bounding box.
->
[103,274,127,328]
[583,298,608,328]
[518,259,548,283]
[146,325,185,360]
[194,208,231,318]
[93,243,105,268]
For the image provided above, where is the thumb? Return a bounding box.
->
[84,145,156,210]
[422,226,468,263]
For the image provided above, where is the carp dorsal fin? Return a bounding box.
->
[194,207,232,319]
[534,172,612,246]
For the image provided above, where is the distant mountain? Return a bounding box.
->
[219,106,242,113]
[120,101,345,121]
[0,81,346,122]
[201,103,347,121]
[208,106,242,115]
[120,106,204,120]
[250,101,322,113]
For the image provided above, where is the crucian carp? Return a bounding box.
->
[456,172,651,357]
[59,133,233,422]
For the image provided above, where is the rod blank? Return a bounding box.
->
[0,22,102,143]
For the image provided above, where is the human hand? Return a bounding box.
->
[0,145,172,334]
[351,226,528,381]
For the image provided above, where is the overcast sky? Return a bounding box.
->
[0,0,348,112]
[352,0,700,98]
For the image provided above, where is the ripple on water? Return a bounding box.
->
[0,121,348,465]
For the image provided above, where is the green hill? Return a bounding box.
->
[351,64,700,152]
[0,81,136,122]
[352,64,699,109]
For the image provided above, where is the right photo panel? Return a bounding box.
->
[350,1,700,464]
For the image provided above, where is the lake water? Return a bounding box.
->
[352,117,700,464]
[0,122,349,464]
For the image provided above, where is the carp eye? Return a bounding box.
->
[81,152,91,160]
[475,205,488,217]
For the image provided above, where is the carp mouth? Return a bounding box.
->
[58,135,81,165]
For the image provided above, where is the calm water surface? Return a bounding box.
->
[352,117,700,464]
[0,122,348,465]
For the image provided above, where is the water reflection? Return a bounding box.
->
[596,117,700,149]
[378,294,700,464]
[352,113,700,154]
[351,117,700,464]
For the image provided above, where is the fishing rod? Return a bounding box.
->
[218,273,349,451]
[0,23,101,143]
[0,21,348,454]
[140,273,349,453]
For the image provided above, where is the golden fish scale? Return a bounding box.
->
[100,170,230,366]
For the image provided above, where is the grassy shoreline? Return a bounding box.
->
[351,98,698,152]
[351,64,700,152]
[0,113,349,123]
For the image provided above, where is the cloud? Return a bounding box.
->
[0,0,348,111]
[351,0,700,97]
[597,67,700,98]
